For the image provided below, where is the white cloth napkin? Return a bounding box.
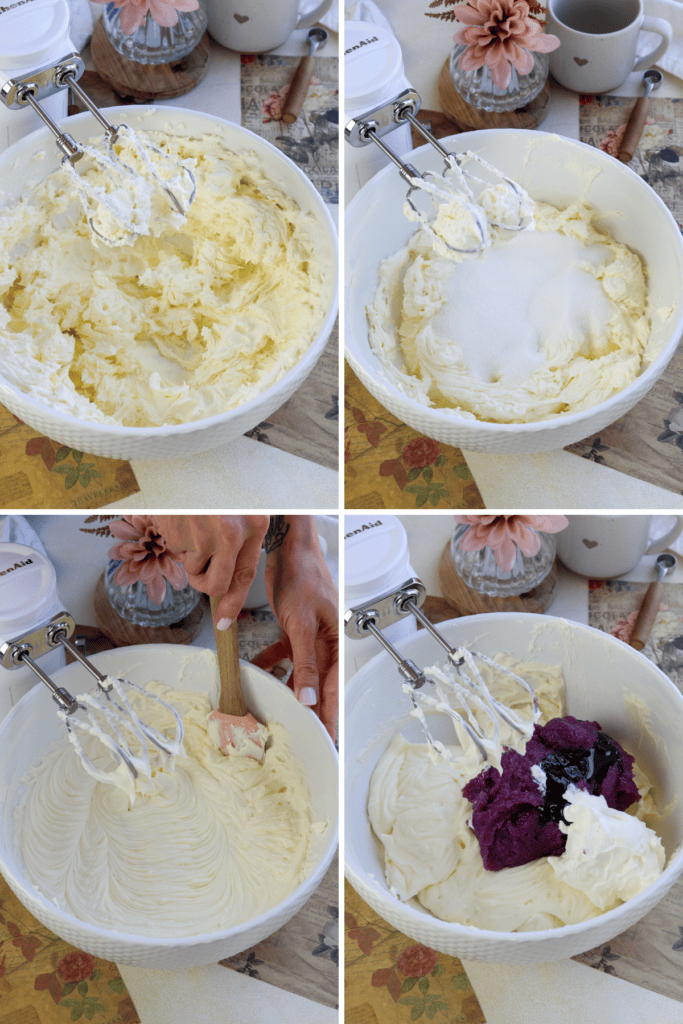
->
[67,0,94,48]
[0,515,47,555]
[645,0,683,80]
[302,0,339,34]
[345,0,392,31]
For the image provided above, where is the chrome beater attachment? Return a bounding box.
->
[0,53,196,245]
[0,612,184,786]
[345,89,533,254]
[345,578,539,763]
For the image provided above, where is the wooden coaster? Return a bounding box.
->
[438,56,550,131]
[91,17,210,101]
[93,573,205,647]
[438,541,557,615]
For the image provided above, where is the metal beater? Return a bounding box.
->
[345,577,539,764]
[345,88,533,254]
[0,611,184,786]
[0,52,196,246]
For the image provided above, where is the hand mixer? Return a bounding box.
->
[0,52,196,246]
[345,88,533,254]
[0,611,184,788]
[345,577,539,764]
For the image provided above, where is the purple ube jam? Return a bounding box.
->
[461,716,640,871]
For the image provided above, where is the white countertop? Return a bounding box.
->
[343,513,683,1024]
[346,0,683,510]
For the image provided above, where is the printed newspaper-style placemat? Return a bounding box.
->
[240,54,339,472]
[344,364,484,509]
[565,96,683,496]
[571,581,683,1002]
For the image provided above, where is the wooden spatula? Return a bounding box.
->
[208,595,266,760]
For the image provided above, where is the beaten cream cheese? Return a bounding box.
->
[368,657,663,932]
[368,189,649,423]
[0,130,332,427]
[15,681,319,936]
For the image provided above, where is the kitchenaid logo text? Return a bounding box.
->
[0,558,33,576]
[344,35,379,55]
[0,0,37,15]
[345,520,383,539]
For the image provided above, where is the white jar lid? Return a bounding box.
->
[0,543,60,636]
[345,515,411,603]
[0,0,71,69]
[345,20,405,110]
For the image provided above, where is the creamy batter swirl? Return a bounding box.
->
[15,682,319,936]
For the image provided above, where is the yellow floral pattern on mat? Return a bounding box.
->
[344,366,483,510]
[0,404,139,510]
[345,883,486,1023]
[0,875,139,1024]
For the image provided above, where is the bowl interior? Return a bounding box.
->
[345,129,683,436]
[0,645,338,947]
[345,614,683,950]
[0,106,338,444]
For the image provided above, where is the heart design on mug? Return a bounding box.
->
[582,539,598,549]
[573,57,589,66]
[234,13,249,23]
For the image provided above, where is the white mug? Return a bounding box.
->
[556,515,683,579]
[547,0,672,94]
[206,0,332,53]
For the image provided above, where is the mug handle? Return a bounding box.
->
[646,515,683,555]
[296,0,333,30]
[634,16,672,73]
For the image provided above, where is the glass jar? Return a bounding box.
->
[102,0,208,65]
[449,524,556,597]
[448,43,549,113]
[104,559,201,627]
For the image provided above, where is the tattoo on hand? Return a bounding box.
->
[265,515,290,554]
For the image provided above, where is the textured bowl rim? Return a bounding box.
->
[1,646,339,948]
[345,128,683,436]
[345,612,683,944]
[0,106,339,438]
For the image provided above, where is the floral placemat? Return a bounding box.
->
[240,54,339,472]
[345,882,485,1024]
[0,406,140,510]
[344,364,484,509]
[565,96,683,495]
[0,873,139,1024]
[571,581,683,1002]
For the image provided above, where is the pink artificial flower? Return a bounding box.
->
[453,514,569,572]
[92,0,199,34]
[108,516,188,605]
[454,0,560,91]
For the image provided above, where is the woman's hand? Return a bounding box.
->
[152,515,270,626]
[252,517,338,742]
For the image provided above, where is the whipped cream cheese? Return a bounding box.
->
[368,657,664,932]
[0,130,332,427]
[368,182,649,423]
[15,680,319,936]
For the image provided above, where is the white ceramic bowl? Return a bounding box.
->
[0,645,338,967]
[0,107,338,459]
[345,129,683,453]
[345,613,683,964]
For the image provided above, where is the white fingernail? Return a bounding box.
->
[299,686,317,706]
[216,617,233,631]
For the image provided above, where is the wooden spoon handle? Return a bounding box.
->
[629,580,663,651]
[618,96,650,163]
[210,595,246,716]
[282,55,315,124]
